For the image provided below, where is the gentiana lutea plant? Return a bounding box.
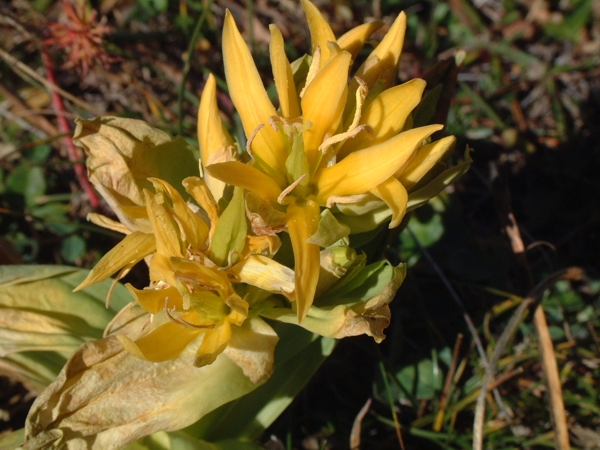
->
[0,1,471,448]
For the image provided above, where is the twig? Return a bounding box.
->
[0,47,102,116]
[472,267,583,450]
[42,51,102,211]
[434,333,463,431]
[406,226,509,415]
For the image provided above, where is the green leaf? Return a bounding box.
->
[0,265,132,356]
[60,235,86,263]
[306,209,350,247]
[6,165,46,207]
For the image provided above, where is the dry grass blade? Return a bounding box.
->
[350,398,372,450]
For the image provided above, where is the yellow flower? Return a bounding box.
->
[201,0,455,321]
[76,176,292,379]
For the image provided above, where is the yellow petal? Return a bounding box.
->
[144,189,184,258]
[301,0,336,66]
[398,135,456,188]
[301,51,351,169]
[338,78,427,158]
[354,11,407,89]
[198,74,234,201]
[370,177,408,228]
[206,161,282,202]
[86,213,131,235]
[231,255,296,298]
[149,178,209,251]
[286,199,321,322]
[170,257,231,294]
[313,124,443,201]
[337,20,384,60]
[182,176,220,233]
[270,24,301,119]
[194,320,232,367]
[223,10,286,173]
[118,318,203,362]
[125,284,182,314]
[75,232,156,291]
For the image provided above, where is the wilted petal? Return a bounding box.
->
[223,11,286,173]
[75,232,155,291]
[398,135,456,189]
[301,0,336,66]
[337,21,383,60]
[198,74,234,201]
[314,124,443,201]
[370,177,408,228]
[262,265,405,342]
[24,321,259,449]
[182,176,220,227]
[301,51,351,168]
[286,199,321,322]
[270,25,301,119]
[73,117,198,232]
[338,78,426,158]
[206,161,282,202]
[224,317,278,383]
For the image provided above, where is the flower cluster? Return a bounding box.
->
[19,2,470,446]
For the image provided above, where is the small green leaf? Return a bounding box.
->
[60,235,86,263]
[306,209,350,247]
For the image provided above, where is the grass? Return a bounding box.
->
[1,0,599,448]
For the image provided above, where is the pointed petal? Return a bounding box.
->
[206,161,282,202]
[170,257,231,294]
[301,51,351,168]
[337,20,384,60]
[145,189,184,258]
[182,176,220,227]
[370,177,408,228]
[149,178,209,251]
[198,74,234,201]
[313,124,443,201]
[286,199,321,322]
[118,318,203,362]
[270,25,301,119]
[354,12,407,89]
[398,135,456,188]
[338,79,427,158]
[223,317,279,383]
[125,284,182,314]
[301,0,336,65]
[75,232,156,291]
[194,320,231,367]
[223,11,286,172]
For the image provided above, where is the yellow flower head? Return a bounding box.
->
[200,0,458,321]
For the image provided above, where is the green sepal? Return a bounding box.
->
[210,186,248,266]
[306,209,350,247]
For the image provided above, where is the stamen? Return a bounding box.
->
[300,46,321,98]
[246,123,265,156]
[326,195,363,208]
[277,173,308,204]
[319,124,373,155]
[105,265,131,308]
[164,299,215,330]
[103,301,135,338]
[349,77,369,131]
